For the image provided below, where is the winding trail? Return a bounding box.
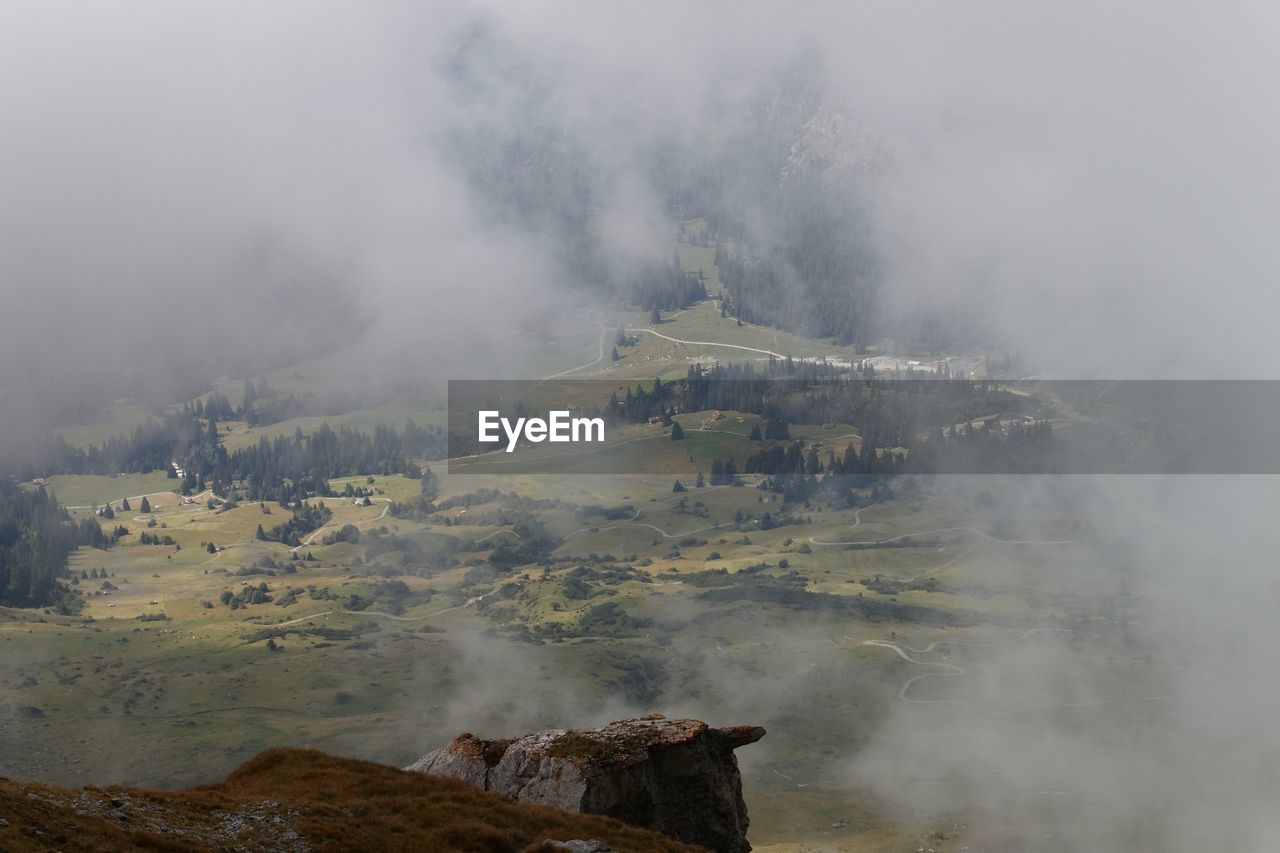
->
[810,520,1075,548]
[64,488,215,512]
[530,304,797,378]
[545,327,609,380]
[804,503,1068,582]
[473,527,521,544]
[290,498,391,553]
[271,593,492,628]
[806,503,871,545]
[625,326,787,360]
[861,631,1171,713]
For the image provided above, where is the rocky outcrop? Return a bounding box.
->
[407,715,765,853]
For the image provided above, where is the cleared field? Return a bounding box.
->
[220,392,448,452]
[41,471,179,508]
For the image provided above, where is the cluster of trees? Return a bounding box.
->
[679,364,1023,440]
[748,418,791,441]
[727,418,1054,486]
[744,442,827,476]
[390,478,578,529]
[220,582,273,609]
[387,469,439,521]
[606,365,1042,459]
[73,516,112,550]
[602,362,827,429]
[716,225,875,352]
[256,501,332,547]
[17,408,445,505]
[321,524,361,546]
[0,480,79,607]
[608,375,698,425]
[908,419,1057,474]
[708,458,740,485]
[627,253,707,312]
[487,518,559,567]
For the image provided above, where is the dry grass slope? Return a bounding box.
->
[0,748,700,852]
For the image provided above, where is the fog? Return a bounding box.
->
[7,3,1279,388]
[5,2,1280,850]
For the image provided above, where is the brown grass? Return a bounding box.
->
[0,748,702,852]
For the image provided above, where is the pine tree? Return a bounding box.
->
[611,346,620,362]
[140,496,151,513]
[121,497,131,512]
[671,422,685,441]
[243,380,257,425]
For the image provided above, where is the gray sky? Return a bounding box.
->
[4,2,1279,386]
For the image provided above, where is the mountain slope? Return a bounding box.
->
[0,748,699,852]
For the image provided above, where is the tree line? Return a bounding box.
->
[609,363,1040,445]
[15,407,445,506]
[0,480,82,608]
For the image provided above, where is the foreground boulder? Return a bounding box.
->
[407,715,765,853]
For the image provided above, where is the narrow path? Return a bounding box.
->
[271,593,491,628]
[861,631,1170,713]
[810,523,1075,547]
[290,498,391,553]
[473,527,521,544]
[625,326,787,359]
[64,488,214,512]
[545,327,609,380]
[805,503,870,545]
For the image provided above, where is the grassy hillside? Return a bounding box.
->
[0,748,697,852]
[0,456,1155,852]
[3,242,1152,850]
